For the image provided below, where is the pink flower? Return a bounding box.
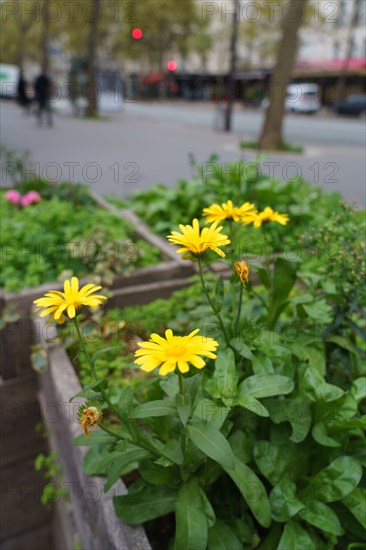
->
[20,191,41,206]
[5,190,21,204]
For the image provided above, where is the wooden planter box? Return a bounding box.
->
[0,191,194,380]
[38,327,151,550]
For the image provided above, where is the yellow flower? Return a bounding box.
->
[78,403,103,439]
[33,276,107,324]
[134,328,219,376]
[244,207,289,228]
[203,200,257,223]
[234,260,249,286]
[167,218,230,259]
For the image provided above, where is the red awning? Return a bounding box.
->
[296,57,366,71]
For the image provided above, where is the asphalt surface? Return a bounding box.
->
[1,100,365,205]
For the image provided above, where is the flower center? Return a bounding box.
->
[167,345,186,358]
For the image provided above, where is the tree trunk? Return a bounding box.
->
[18,25,26,70]
[86,0,100,117]
[42,0,50,71]
[336,0,357,101]
[258,0,308,150]
[225,0,240,132]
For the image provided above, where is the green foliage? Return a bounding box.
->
[60,165,366,549]
[118,156,342,246]
[34,452,68,508]
[0,182,159,291]
[72,261,365,548]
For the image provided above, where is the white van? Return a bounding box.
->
[261,83,321,114]
[0,64,20,98]
[285,83,320,114]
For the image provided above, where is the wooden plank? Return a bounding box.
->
[0,523,53,550]
[0,456,52,541]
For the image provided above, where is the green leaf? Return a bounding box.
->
[301,456,362,503]
[270,480,305,522]
[186,419,235,469]
[214,276,224,312]
[302,300,332,323]
[299,500,343,536]
[269,397,311,443]
[312,423,341,447]
[174,478,208,550]
[254,441,304,485]
[277,520,315,550]
[207,521,242,550]
[326,336,360,356]
[139,459,179,486]
[303,368,344,403]
[350,377,366,403]
[228,430,254,464]
[161,439,184,465]
[269,257,299,323]
[199,488,216,528]
[114,484,178,524]
[82,445,115,476]
[256,266,271,289]
[234,395,269,417]
[176,393,191,425]
[193,399,230,429]
[224,456,271,528]
[131,400,177,419]
[231,340,253,360]
[238,374,294,399]
[104,445,150,492]
[213,348,239,399]
[251,355,274,375]
[74,430,121,446]
[341,488,366,529]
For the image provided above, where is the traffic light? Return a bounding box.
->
[132,28,143,39]
[167,60,177,72]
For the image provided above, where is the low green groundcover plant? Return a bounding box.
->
[107,155,343,246]
[0,181,160,292]
[34,200,365,549]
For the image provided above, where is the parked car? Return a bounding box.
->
[330,94,366,117]
[261,83,321,114]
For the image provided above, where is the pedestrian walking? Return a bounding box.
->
[34,66,53,127]
[17,72,31,113]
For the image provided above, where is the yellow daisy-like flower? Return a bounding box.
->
[244,207,289,228]
[203,200,257,223]
[134,328,219,376]
[33,276,107,324]
[167,218,230,259]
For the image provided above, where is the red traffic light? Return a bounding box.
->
[167,60,177,72]
[132,28,143,39]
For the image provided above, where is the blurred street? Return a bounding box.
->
[1,100,365,205]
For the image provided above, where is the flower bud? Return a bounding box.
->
[234,260,249,286]
[78,402,103,439]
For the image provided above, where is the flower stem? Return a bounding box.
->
[234,283,243,337]
[73,320,142,450]
[198,258,231,348]
[73,316,97,379]
[73,317,128,430]
[178,370,184,395]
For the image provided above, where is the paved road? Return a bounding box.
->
[124,101,366,148]
[1,101,365,205]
